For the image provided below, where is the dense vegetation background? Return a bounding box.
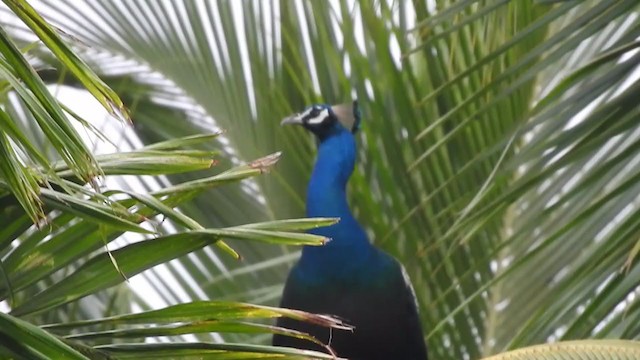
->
[0,0,639,359]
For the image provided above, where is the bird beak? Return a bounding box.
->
[281,114,304,126]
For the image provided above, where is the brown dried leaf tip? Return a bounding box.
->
[291,310,354,331]
[249,152,282,173]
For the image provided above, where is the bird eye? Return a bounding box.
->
[309,107,321,117]
[305,106,329,125]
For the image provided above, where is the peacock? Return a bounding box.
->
[273,101,428,359]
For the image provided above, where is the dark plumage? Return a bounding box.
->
[273,101,428,359]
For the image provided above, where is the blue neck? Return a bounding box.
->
[299,130,372,278]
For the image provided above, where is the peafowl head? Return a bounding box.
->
[281,100,361,185]
[281,101,360,141]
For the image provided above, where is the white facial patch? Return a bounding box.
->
[307,108,329,125]
[297,107,315,120]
